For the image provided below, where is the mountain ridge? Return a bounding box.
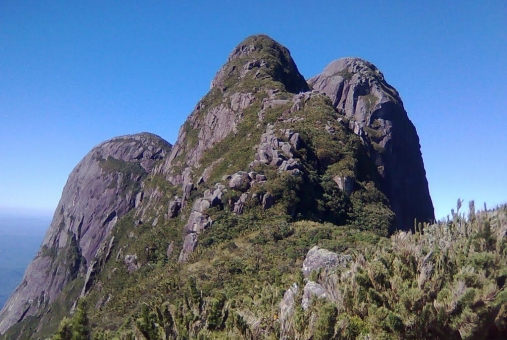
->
[0,34,437,339]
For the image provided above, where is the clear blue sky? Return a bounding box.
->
[0,1,505,220]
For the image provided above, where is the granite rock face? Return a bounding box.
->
[309,58,434,230]
[0,133,172,334]
[302,246,352,278]
[157,34,309,182]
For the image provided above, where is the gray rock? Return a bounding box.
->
[104,236,115,263]
[192,198,211,214]
[233,193,248,215]
[279,158,300,172]
[185,210,212,233]
[302,246,351,279]
[135,191,144,208]
[203,188,223,208]
[0,133,172,334]
[333,175,354,195]
[308,57,434,230]
[302,281,327,310]
[256,174,267,182]
[279,283,299,339]
[151,217,159,227]
[80,260,98,298]
[229,171,251,191]
[124,254,140,273]
[182,182,194,206]
[178,233,198,262]
[251,124,302,172]
[289,132,301,150]
[230,92,254,111]
[281,143,292,158]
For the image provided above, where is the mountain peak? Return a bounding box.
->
[211,34,309,94]
[226,34,287,61]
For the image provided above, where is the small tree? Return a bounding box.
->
[53,317,73,340]
[313,303,337,340]
[72,300,90,340]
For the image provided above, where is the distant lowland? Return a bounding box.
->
[0,214,49,308]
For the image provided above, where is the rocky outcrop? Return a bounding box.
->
[211,34,309,94]
[309,58,434,230]
[302,246,351,278]
[178,184,226,262]
[280,246,352,339]
[0,133,172,334]
[250,124,301,175]
[157,35,309,182]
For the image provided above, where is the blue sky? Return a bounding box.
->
[0,1,505,220]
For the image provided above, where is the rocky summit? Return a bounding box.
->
[0,35,447,339]
[308,57,434,231]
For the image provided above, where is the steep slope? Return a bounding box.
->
[0,35,436,339]
[152,35,395,262]
[0,133,172,335]
[308,58,434,230]
[158,34,309,179]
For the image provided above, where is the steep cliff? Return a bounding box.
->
[0,35,436,339]
[0,133,172,335]
[308,58,434,229]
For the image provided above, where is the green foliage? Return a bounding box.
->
[53,300,90,340]
[98,156,146,178]
[313,303,338,340]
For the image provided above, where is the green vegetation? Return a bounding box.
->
[282,203,507,339]
[98,156,146,177]
[360,94,378,112]
[336,69,353,80]
[38,203,506,340]
[53,300,90,340]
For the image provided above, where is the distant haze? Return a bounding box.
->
[0,213,49,308]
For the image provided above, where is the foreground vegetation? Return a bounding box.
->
[53,201,507,339]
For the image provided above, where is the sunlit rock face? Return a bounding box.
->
[0,133,172,334]
[309,58,434,230]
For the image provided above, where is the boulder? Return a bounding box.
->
[233,193,248,215]
[302,246,351,278]
[124,254,140,273]
[229,171,251,191]
[302,281,327,310]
